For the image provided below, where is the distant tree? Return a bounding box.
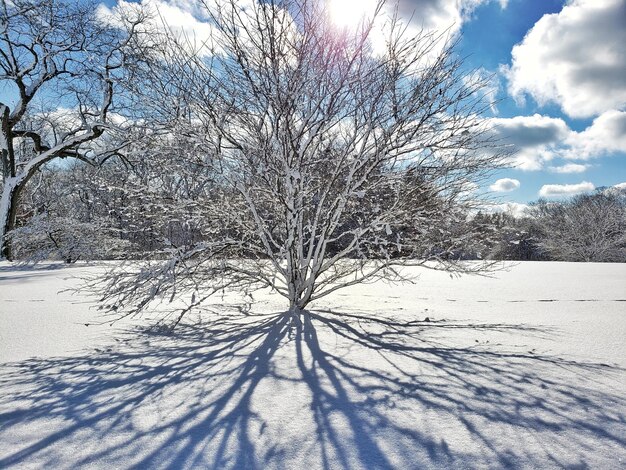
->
[470,211,545,261]
[7,213,130,263]
[6,163,132,262]
[97,0,507,324]
[0,0,144,260]
[529,190,626,262]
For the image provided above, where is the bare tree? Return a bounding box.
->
[5,162,133,263]
[0,0,144,260]
[529,190,626,262]
[97,0,507,323]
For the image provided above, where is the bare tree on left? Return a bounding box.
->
[0,0,143,260]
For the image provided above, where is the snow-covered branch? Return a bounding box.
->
[92,0,507,322]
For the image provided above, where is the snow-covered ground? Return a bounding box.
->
[0,261,625,469]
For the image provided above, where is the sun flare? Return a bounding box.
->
[328,0,378,28]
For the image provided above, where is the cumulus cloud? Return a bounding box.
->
[503,0,626,119]
[489,114,569,147]
[97,0,511,63]
[395,0,508,33]
[489,178,520,192]
[488,114,569,170]
[97,0,216,54]
[353,0,510,58]
[98,0,212,35]
[613,182,626,191]
[97,0,504,62]
[548,163,589,174]
[99,0,283,58]
[539,181,595,198]
[394,0,462,33]
[489,110,626,170]
[562,110,626,159]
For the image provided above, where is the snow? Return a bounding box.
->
[1,261,625,469]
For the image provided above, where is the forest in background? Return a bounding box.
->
[8,159,626,264]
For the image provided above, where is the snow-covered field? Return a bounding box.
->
[1,261,625,469]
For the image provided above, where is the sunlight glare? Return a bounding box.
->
[328,0,378,29]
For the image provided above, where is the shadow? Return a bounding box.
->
[0,308,624,469]
[0,262,88,283]
[0,263,69,272]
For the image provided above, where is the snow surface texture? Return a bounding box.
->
[0,262,625,469]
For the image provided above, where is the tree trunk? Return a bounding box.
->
[1,104,16,180]
[0,178,20,261]
[288,284,309,313]
[288,303,310,328]
[0,104,17,261]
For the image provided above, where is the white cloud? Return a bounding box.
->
[97,0,220,56]
[99,0,303,63]
[392,0,463,36]
[539,181,595,198]
[548,163,589,174]
[394,0,508,34]
[488,114,569,170]
[465,67,500,114]
[562,110,626,159]
[489,178,520,192]
[97,0,510,65]
[488,110,626,170]
[504,0,626,118]
[613,182,626,191]
[99,0,211,35]
[491,114,569,147]
[362,0,509,58]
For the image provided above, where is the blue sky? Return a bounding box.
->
[7,0,625,208]
[97,0,626,207]
[455,0,626,206]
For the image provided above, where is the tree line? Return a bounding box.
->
[10,162,626,265]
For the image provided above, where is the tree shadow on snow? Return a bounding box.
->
[0,308,624,469]
[0,261,75,283]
